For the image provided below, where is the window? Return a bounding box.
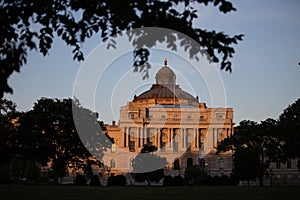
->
[287,174,292,179]
[199,115,205,121]
[217,114,223,120]
[187,158,193,168]
[173,159,180,170]
[110,159,115,168]
[287,160,292,169]
[161,115,166,119]
[145,108,149,118]
[160,142,166,151]
[276,161,281,169]
[129,141,135,152]
[187,115,192,120]
[130,113,134,119]
[173,141,178,152]
[111,144,116,153]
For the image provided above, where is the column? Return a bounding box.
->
[157,128,161,149]
[152,129,156,146]
[142,126,145,145]
[194,129,198,148]
[182,129,186,149]
[170,129,174,148]
[138,127,141,147]
[198,128,202,148]
[212,128,215,148]
[124,127,128,147]
[155,128,158,147]
[128,127,131,147]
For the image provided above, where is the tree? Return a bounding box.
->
[132,143,167,186]
[107,175,127,186]
[278,98,300,161]
[89,175,101,186]
[74,174,87,186]
[184,164,209,185]
[17,97,112,184]
[0,99,17,166]
[218,119,284,186]
[0,0,243,98]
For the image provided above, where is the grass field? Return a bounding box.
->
[0,185,299,200]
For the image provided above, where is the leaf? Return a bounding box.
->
[57,28,63,36]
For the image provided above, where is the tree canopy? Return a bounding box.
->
[217,97,300,186]
[218,119,284,186]
[0,0,243,98]
[0,97,111,184]
[132,143,167,186]
[279,99,300,159]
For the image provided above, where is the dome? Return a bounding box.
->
[135,84,197,102]
[155,59,176,85]
[156,66,175,76]
[134,59,199,106]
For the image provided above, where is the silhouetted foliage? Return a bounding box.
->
[74,174,87,186]
[184,165,208,186]
[132,144,167,186]
[0,97,114,184]
[23,160,41,183]
[173,175,184,186]
[218,119,284,186]
[0,0,243,97]
[163,175,184,186]
[107,175,127,186]
[279,98,300,161]
[0,163,11,184]
[0,99,17,166]
[163,175,173,186]
[89,175,101,186]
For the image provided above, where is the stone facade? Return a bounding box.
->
[102,59,234,181]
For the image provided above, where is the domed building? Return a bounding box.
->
[103,59,234,184]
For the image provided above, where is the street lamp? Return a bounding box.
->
[205,163,208,173]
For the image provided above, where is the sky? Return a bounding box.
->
[4,0,300,125]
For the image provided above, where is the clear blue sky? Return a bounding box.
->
[4,0,300,125]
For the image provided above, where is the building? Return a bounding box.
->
[102,59,234,183]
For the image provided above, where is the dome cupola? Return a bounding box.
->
[155,58,176,86]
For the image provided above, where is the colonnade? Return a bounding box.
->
[122,127,232,151]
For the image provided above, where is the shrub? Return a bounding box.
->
[173,175,184,186]
[163,175,174,186]
[74,174,87,186]
[89,175,101,186]
[0,163,11,184]
[107,175,126,186]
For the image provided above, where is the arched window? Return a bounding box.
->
[173,158,180,170]
[276,161,281,169]
[187,158,193,168]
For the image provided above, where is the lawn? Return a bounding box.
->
[0,185,299,200]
